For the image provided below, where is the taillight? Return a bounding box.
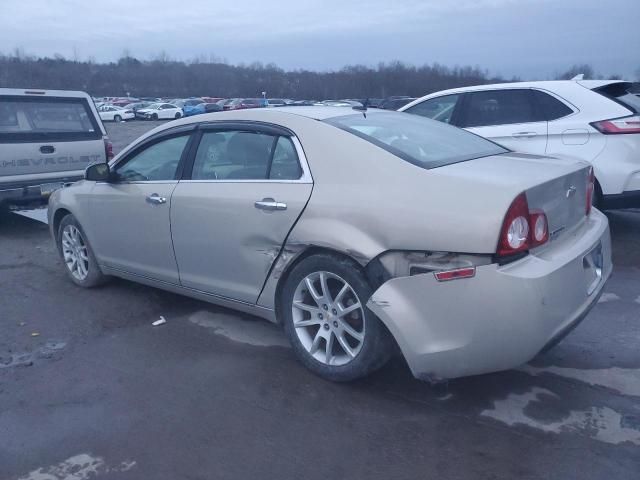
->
[585,166,595,215]
[497,193,530,257]
[434,267,476,282]
[591,115,640,134]
[104,138,114,160]
[496,193,550,258]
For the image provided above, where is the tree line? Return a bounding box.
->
[0,51,634,99]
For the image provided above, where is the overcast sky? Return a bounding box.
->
[2,0,638,79]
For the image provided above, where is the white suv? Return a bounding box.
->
[400,80,640,209]
[0,88,111,205]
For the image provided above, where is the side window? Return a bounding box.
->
[191,131,302,181]
[461,89,537,127]
[115,135,190,182]
[530,90,574,121]
[270,137,302,180]
[404,94,460,124]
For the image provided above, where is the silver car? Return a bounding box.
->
[48,107,612,382]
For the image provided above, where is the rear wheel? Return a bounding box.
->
[593,180,604,210]
[281,254,391,381]
[57,214,107,288]
[174,112,182,119]
[113,114,122,123]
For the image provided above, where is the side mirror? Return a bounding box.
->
[85,163,111,182]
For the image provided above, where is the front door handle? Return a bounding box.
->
[146,193,167,205]
[255,198,287,211]
[512,131,537,138]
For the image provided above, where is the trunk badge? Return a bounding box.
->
[566,186,577,198]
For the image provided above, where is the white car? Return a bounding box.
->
[136,103,183,121]
[97,105,134,122]
[400,80,640,209]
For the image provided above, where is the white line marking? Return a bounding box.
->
[13,208,48,224]
[482,388,640,445]
[16,453,136,480]
[597,292,620,303]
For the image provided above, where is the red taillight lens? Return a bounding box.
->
[497,193,550,258]
[497,193,530,257]
[591,115,640,134]
[104,138,114,160]
[586,166,595,215]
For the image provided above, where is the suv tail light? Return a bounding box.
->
[586,166,595,215]
[104,137,114,160]
[591,115,640,134]
[496,193,549,258]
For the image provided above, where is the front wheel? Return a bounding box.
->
[57,214,107,288]
[281,254,391,381]
[151,113,158,121]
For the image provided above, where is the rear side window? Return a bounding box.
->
[460,89,538,127]
[325,112,507,170]
[592,82,640,113]
[530,90,574,120]
[0,96,101,143]
[404,94,461,124]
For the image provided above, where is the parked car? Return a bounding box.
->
[182,101,206,117]
[0,88,111,205]
[48,107,611,382]
[380,96,416,110]
[184,102,223,116]
[98,105,134,122]
[135,103,183,120]
[123,102,153,115]
[400,80,640,209]
[267,98,288,107]
[224,98,265,110]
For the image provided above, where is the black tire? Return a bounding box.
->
[593,180,604,210]
[113,114,122,123]
[174,112,182,119]
[57,214,108,288]
[281,253,392,382]
[151,113,158,121]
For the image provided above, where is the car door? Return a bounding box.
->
[457,89,548,154]
[170,124,313,303]
[87,128,194,283]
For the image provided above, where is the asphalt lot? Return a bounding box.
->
[1,120,639,480]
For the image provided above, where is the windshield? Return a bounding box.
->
[324,111,507,169]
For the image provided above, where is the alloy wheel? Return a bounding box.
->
[61,225,89,281]
[291,271,365,366]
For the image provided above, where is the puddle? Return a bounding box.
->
[189,310,289,348]
[16,453,135,480]
[524,365,640,397]
[482,387,640,445]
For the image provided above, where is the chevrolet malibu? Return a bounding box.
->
[48,107,612,382]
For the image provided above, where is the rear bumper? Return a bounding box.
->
[367,209,612,381]
[602,189,640,210]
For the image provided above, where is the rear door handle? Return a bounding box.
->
[512,132,537,138]
[255,198,287,211]
[146,193,167,205]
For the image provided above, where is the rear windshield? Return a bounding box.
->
[593,82,640,113]
[324,111,507,169]
[0,96,101,143]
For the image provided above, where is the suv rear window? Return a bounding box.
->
[592,82,640,113]
[0,96,101,143]
[325,111,507,169]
